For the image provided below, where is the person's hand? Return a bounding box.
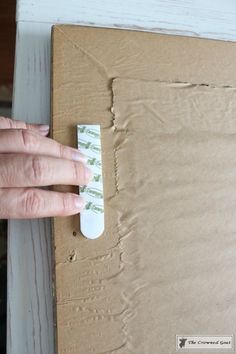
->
[0,117,92,218]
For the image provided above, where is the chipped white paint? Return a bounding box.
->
[17,0,236,41]
[9,0,236,353]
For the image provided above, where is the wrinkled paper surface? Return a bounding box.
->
[111,78,236,353]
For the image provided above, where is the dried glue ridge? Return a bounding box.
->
[109,78,136,353]
[110,79,121,195]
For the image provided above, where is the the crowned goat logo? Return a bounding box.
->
[176,335,234,351]
[179,338,187,348]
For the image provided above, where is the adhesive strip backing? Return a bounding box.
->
[77,124,104,239]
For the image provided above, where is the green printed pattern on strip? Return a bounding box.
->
[79,139,101,154]
[85,202,104,214]
[77,125,104,239]
[87,156,102,169]
[80,186,103,199]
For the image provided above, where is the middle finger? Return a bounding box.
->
[0,154,92,188]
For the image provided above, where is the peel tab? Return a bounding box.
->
[77,124,104,239]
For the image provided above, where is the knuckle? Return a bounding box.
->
[58,143,67,159]
[73,162,81,182]
[22,189,43,216]
[20,129,38,151]
[61,193,69,212]
[29,156,45,183]
[5,117,14,128]
[0,156,15,187]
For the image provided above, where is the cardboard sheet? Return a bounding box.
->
[51,25,236,354]
[112,78,236,353]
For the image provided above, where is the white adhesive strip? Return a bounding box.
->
[77,125,104,239]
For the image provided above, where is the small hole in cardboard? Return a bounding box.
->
[73,231,77,237]
[67,250,76,262]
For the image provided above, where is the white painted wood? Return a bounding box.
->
[8,22,54,354]
[17,0,236,41]
[9,1,236,353]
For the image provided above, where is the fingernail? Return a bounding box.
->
[74,196,86,209]
[39,124,50,132]
[72,149,87,163]
[85,166,93,183]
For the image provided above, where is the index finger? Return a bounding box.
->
[0,116,49,136]
[0,129,86,162]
